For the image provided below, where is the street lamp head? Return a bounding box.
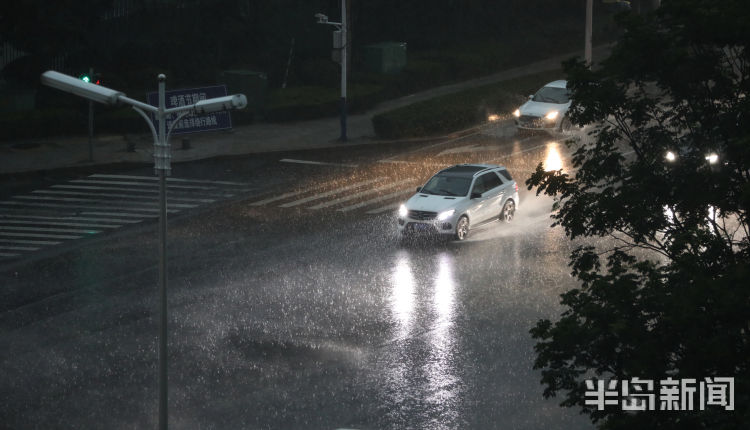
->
[314,12,328,24]
[193,94,247,114]
[41,70,123,105]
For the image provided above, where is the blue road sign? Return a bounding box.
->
[147,85,232,135]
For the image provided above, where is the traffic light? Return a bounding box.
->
[78,72,101,85]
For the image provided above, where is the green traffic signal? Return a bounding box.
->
[78,73,100,85]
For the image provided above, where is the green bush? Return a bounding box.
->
[372,69,563,139]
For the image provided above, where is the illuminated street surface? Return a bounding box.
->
[0,123,596,428]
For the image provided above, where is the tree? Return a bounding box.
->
[526,1,750,428]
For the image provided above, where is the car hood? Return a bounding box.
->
[519,100,571,117]
[406,193,466,212]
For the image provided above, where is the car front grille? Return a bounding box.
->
[407,210,437,220]
[517,115,552,129]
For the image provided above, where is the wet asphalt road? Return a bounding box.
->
[0,121,596,429]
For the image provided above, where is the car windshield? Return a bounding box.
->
[532,86,570,104]
[420,174,472,196]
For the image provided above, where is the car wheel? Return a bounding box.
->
[454,216,470,241]
[501,200,515,223]
[559,116,572,133]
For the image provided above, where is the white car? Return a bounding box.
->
[513,80,572,132]
[397,164,519,241]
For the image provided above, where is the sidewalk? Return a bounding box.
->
[0,45,611,175]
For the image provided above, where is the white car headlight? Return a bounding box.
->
[513,109,520,118]
[398,204,408,217]
[437,209,455,221]
[665,151,676,162]
[545,110,559,120]
[705,153,719,164]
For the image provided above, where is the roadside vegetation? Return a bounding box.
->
[526,1,750,428]
[0,0,622,141]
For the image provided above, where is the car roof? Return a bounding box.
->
[438,164,506,178]
[544,80,568,89]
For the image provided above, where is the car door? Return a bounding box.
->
[471,172,501,223]
[478,172,506,222]
[468,174,489,222]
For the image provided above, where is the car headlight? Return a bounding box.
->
[437,209,455,221]
[545,110,559,120]
[705,153,719,164]
[398,204,408,217]
[513,109,520,118]
[665,151,676,162]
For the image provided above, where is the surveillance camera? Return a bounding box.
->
[314,13,328,23]
[193,94,247,114]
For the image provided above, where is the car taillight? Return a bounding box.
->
[515,182,518,192]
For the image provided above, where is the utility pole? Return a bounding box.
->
[585,0,593,66]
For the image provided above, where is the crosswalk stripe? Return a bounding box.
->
[81,211,157,218]
[0,245,40,251]
[70,179,220,190]
[14,195,198,209]
[279,158,359,168]
[0,214,139,224]
[0,201,178,213]
[0,232,81,240]
[0,239,62,245]
[338,189,415,212]
[278,178,383,208]
[308,178,415,210]
[0,226,102,234]
[33,189,216,203]
[51,184,235,198]
[89,174,250,186]
[0,253,19,257]
[0,219,119,229]
[250,189,312,206]
[366,202,403,214]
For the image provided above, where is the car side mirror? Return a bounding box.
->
[470,192,481,199]
[416,186,422,193]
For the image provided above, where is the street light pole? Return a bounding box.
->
[585,0,593,65]
[40,70,246,430]
[156,74,169,430]
[340,0,347,142]
[315,1,348,142]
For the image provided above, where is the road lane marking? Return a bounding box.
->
[0,201,178,213]
[33,189,216,203]
[0,214,140,224]
[0,239,62,245]
[14,195,198,208]
[338,189,415,212]
[70,179,219,190]
[250,188,314,206]
[377,160,450,167]
[81,211,157,218]
[366,202,403,214]
[378,131,482,162]
[51,184,234,198]
[0,245,40,251]
[308,178,415,210]
[0,253,19,257]
[280,158,359,168]
[0,226,102,234]
[0,219,121,229]
[89,174,250,186]
[0,232,82,240]
[278,178,383,208]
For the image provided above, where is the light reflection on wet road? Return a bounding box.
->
[0,124,598,429]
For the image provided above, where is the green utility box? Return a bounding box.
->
[362,42,407,74]
[218,70,268,116]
